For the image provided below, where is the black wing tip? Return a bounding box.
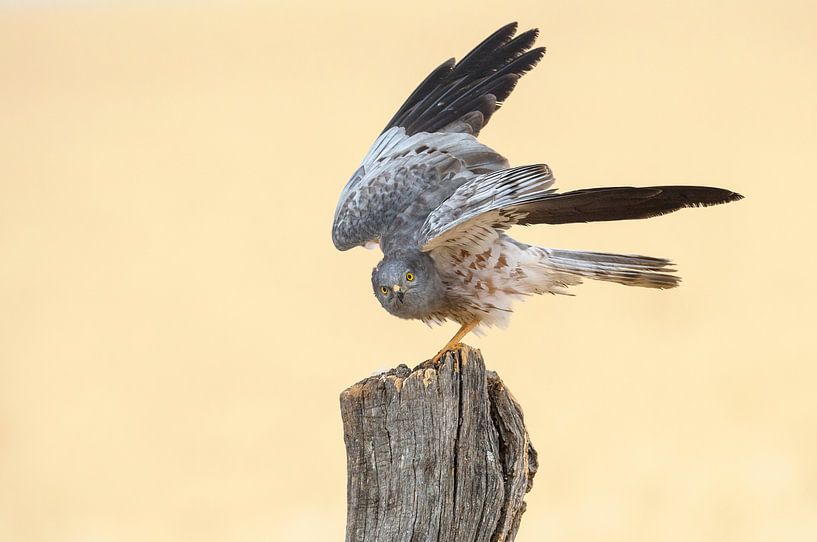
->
[495,21,541,36]
[385,22,545,136]
[718,190,744,206]
[606,185,744,207]
[674,186,745,207]
[497,21,520,35]
[510,185,743,226]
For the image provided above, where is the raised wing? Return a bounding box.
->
[510,186,744,225]
[331,22,545,251]
[420,179,743,252]
[331,129,506,250]
[419,164,556,252]
[382,22,545,137]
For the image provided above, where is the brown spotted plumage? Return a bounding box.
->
[331,23,743,360]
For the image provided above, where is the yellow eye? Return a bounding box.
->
[405,272,415,282]
[380,286,389,295]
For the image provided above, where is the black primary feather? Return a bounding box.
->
[383,22,545,136]
[511,186,744,225]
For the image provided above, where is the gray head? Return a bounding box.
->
[372,252,446,320]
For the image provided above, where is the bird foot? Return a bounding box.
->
[429,321,478,364]
[430,343,463,364]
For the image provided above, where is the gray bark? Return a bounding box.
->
[340,345,538,542]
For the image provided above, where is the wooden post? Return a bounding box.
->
[340,345,538,542]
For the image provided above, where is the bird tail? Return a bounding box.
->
[541,248,681,289]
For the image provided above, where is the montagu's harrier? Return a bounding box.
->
[332,22,742,361]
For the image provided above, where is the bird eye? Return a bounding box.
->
[380,286,389,295]
[405,272,415,282]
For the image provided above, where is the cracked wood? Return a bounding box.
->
[340,345,537,542]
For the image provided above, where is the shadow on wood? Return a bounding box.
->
[340,345,537,542]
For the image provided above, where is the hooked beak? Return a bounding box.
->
[392,284,405,302]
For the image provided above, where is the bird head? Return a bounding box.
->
[372,252,445,319]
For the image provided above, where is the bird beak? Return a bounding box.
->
[392,284,401,292]
[392,284,405,302]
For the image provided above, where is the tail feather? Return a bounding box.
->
[543,248,681,289]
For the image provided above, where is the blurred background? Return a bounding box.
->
[1,1,815,540]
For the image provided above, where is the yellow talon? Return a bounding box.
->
[430,321,478,363]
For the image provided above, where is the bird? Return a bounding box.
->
[331,22,742,362]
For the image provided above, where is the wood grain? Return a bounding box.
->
[340,345,537,542]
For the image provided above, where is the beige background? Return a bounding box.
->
[1,1,815,540]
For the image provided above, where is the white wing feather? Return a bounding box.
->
[419,164,556,251]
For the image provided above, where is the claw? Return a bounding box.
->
[429,321,478,364]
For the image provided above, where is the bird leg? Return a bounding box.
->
[431,321,478,363]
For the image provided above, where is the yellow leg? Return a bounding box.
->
[431,321,478,363]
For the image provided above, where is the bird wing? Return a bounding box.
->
[381,22,545,137]
[509,186,744,225]
[331,130,506,251]
[420,176,743,252]
[419,165,556,252]
[331,22,545,251]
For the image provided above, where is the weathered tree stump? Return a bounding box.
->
[340,345,538,542]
